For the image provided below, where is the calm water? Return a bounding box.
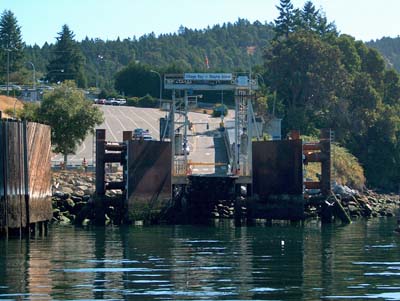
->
[0,218,400,300]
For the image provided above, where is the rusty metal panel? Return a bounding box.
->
[26,122,52,223]
[5,121,25,228]
[126,140,171,216]
[252,140,303,197]
[0,120,52,231]
[0,121,5,229]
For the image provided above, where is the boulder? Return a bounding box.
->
[62,187,74,195]
[59,215,71,225]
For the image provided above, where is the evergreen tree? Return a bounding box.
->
[0,10,24,80]
[315,13,337,37]
[301,1,319,31]
[274,0,298,39]
[47,25,87,87]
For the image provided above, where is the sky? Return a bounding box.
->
[1,0,400,46]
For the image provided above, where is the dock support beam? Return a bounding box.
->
[95,129,106,225]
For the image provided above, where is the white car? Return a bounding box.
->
[143,133,153,141]
[116,98,126,106]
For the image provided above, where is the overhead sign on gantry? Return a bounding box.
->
[184,73,232,81]
[164,73,258,91]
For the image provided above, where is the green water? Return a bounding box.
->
[0,218,400,300]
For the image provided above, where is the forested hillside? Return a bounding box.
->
[23,19,274,90]
[367,37,400,72]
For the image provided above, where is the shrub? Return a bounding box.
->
[212,103,228,117]
[303,135,365,190]
[138,94,157,108]
[126,97,139,107]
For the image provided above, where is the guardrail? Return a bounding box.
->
[222,129,233,168]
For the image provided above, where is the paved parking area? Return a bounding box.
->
[52,105,228,173]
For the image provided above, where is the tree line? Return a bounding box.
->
[0,10,274,93]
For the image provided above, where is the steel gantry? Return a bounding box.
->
[162,72,259,184]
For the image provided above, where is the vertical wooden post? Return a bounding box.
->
[122,131,132,142]
[320,129,331,196]
[22,120,30,235]
[3,121,8,237]
[122,131,132,224]
[95,129,106,225]
[0,120,4,236]
[95,129,106,195]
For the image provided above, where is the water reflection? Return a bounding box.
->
[0,219,399,300]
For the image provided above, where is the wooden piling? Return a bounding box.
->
[95,129,106,225]
[332,194,351,224]
[95,129,106,196]
[122,131,132,142]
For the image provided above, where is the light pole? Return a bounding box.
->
[26,61,36,100]
[150,70,162,108]
[96,54,103,89]
[6,47,11,96]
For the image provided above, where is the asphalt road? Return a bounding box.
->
[52,105,230,175]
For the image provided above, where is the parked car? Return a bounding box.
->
[105,98,115,105]
[133,128,144,139]
[143,132,153,141]
[116,98,127,106]
[96,99,106,105]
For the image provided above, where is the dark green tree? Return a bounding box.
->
[115,62,159,97]
[274,0,298,39]
[264,31,347,134]
[47,25,87,87]
[335,34,361,74]
[383,69,400,106]
[0,10,24,81]
[37,81,103,164]
[300,1,319,31]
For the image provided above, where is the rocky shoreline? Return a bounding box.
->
[51,170,123,225]
[51,170,400,225]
